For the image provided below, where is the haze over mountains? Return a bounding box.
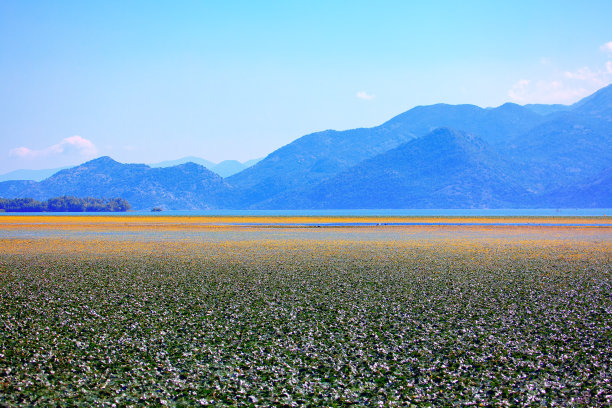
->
[0,157,262,182]
[148,157,262,178]
[1,84,611,210]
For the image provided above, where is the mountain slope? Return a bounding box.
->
[228,102,545,207]
[523,103,571,116]
[226,126,415,206]
[503,84,612,193]
[2,84,610,210]
[149,156,261,177]
[149,156,216,169]
[0,166,71,182]
[543,167,612,208]
[212,160,251,177]
[571,83,612,117]
[0,180,39,198]
[381,102,544,147]
[256,128,529,209]
[0,157,232,210]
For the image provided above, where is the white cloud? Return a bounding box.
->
[9,136,98,158]
[600,41,612,53]
[563,66,609,86]
[508,79,590,104]
[508,59,612,104]
[8,147,34,158]
[356,91,375,100]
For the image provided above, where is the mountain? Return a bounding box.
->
[212,160,249,178]
[523,104,571,116]
[149,156,262,177]
[232,85,610,209]
[0,166,71,182]
[213,159,263,177]
[571,83,612,117]
[242,158,262,168]
[149,156,217,169]
[0,157,232,210]
[2,84,610,210]
[255,128,529,209]
[501,84,612,194]
[226,127,415,206]
[503,112,612,193]
[543,167,612,208]
[381,102,545,147]
[227,102,545,207]
[0,180,39,197]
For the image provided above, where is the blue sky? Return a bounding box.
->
[1,1,611,173]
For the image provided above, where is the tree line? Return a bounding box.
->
[0,196,131,212]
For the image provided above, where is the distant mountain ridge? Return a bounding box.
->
[0,156,262,182]
[256,128,531,209]
[225,100,550,208]
[0,157,232,210]
[149,156,217,170]
[1,84,611,210]
[149,156,262,177]
[0,166,71,182]
[522,104,571,116]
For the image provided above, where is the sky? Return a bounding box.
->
[1,1,611,174]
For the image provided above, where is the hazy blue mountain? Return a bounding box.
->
[226,127,415,206]
[149,156,261,177]
[149,156,217,169]
[210,160,244,177]
[2,84,610,210]
[0,157,232,210]
[571,83,612,117]
[228,102,545,207]
[212,160,264,177]
[382,102,545,147]
[0,180,39,198]
[218,157,263,177]
[0,166,71,182]
[244,84,611,209]
[543,167,612,208]
[255,128,529,209]
[504,113,611,192]
[242,158,263,168]
[503,84,612,194]
[523,104,571,115]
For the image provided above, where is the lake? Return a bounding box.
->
[1,208,611,217]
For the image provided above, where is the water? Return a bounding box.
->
[1,208,611,217]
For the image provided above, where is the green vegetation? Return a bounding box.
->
[0,196,131,212]
[0,239,610,406]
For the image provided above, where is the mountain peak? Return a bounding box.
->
[83,156,121,166]
[494,102,528,112]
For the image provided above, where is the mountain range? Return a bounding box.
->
[0,166,72,183]
[0,157,262,182]
[1,84,610,210]
[148,157,261,177]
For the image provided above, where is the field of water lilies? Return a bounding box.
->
[0,216,611,406]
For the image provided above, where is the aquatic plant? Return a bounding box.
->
[0,221,610,406]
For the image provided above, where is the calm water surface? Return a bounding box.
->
[1,208,611,217]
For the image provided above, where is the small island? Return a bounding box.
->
[0,196,131,212]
